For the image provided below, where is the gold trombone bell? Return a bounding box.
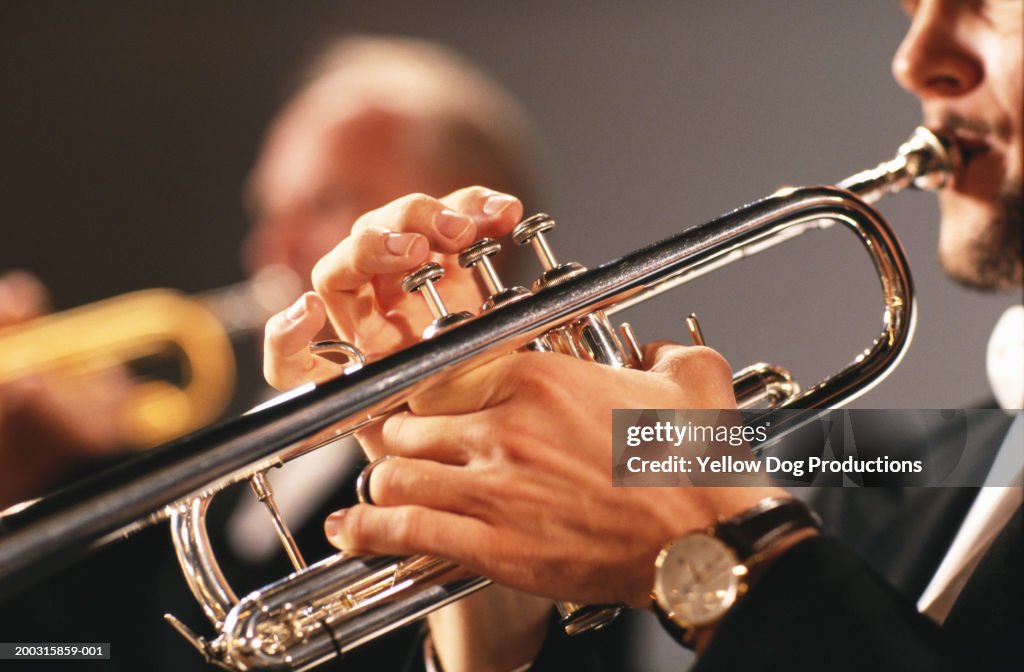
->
[0,289,235,447]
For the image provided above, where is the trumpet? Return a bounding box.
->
[0,127,960,670]
[0,265,299,447]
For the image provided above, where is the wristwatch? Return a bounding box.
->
[651,497,821,646]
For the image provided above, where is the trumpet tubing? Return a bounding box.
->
[0,128,961,671]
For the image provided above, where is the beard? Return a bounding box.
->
[941,183,1023,292]
[936,112,1023,292]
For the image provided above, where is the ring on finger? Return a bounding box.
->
[355,455,400,505]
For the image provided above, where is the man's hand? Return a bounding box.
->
[263,187,522,390]
[259,187,548,671]
[324,343,787,608]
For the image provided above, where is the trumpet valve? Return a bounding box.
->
[513,213,586,291]
[618,322,643,367]
[401,262,473,339]
[458,238,531,311]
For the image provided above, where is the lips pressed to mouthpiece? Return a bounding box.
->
[954,133,992,162]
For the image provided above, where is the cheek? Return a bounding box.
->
[294,220,356,277]
[936,190,986,241]
[934,190,999,273]
[987,44,1023,171]
[311,222,349,255]
[1000,80,1023,180]
[1005,126,1023,188]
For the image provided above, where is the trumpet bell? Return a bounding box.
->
[0,289,235,447]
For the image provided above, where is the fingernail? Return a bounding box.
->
[482,194,516,216]
[435,209,472,239]
[384,232,422,256]
[324,510,348,539]
[285,294,307,320]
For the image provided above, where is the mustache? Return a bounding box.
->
[938,112,1013,144]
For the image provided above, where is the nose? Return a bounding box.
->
[891,1,982,100]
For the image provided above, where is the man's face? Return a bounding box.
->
[243,90,493,323]
[893,0,1022,290]
[244,100,429,286]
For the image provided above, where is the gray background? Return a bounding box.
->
[1,0,1015,410]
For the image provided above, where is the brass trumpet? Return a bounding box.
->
[0,265,299,448]
[0,128,959,671]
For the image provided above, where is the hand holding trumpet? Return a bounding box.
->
[264,187,572,672]
[262,187,790,639]
[263,187,523,390]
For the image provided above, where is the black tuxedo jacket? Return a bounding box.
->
[514,409,1023,671]
[499,508,1021,672]
[809,406,1014,601]
[696,507,1022,671]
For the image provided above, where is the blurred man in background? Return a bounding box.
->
[1,34,547,671]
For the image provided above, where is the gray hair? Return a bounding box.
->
[301,35,539,205]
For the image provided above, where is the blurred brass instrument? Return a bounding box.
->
[0,265,299,447]
[0,128,959,671]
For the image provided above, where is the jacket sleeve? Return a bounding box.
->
[694,535,944,672]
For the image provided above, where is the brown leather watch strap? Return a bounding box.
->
[714,497,821,560]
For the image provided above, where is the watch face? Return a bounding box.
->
[654,534,742,627]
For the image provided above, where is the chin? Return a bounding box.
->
[937,189,1024,292]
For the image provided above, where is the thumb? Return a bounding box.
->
[263,292,338,390]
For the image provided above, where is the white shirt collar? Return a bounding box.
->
[987,304,1023,411]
